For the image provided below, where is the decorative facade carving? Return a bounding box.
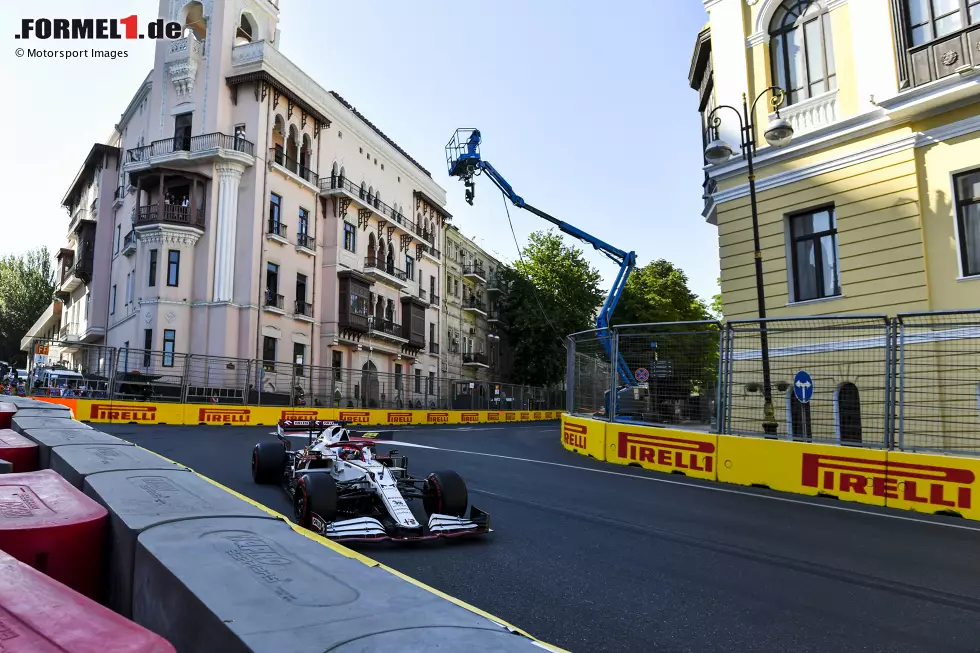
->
[136,227,203,248]
[941,50,959,67]
[166,311,177,324]
[169,59,199,98]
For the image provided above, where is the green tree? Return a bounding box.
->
[0,247,56,365]
[710,277,723,319]
[612,259,712,325]
[498,231,604,386]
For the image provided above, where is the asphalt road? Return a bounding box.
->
[99,422,980,653]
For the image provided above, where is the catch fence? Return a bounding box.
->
[17,339,564,411]
[566,310,980,455]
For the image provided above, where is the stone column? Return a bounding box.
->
[212,163,245,302]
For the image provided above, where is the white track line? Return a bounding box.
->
[383,441,980,533]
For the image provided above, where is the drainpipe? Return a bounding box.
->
[310,121,321,387]
[254,84,272,372]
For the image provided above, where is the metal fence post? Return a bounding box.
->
[565,336,576,414]
[608,328,619,422]
[897,318,906,450]
[883,319,894,450]
[715,324,726,435]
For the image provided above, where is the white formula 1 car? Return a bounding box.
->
[251,419,491,542]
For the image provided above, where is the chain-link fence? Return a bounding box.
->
[897,310,980,453]
[13,340,564,411]
[566,311,980,455]
[615,321,721,430]
[724,316,891,447]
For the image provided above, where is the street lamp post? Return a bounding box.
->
[703,87,794,436]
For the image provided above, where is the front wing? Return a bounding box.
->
[309,506,491,543]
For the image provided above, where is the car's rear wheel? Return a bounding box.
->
[423,470,468,517]
[294,473,338,528]
[252,441,287,484]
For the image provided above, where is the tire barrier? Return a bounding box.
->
[0,549,175,653]
[32,397,564,427]
[51,444,185,491]
[2,396,562,652]
[0,469,107,599]
[562,414,980,522]
[0,401,16,428]
[0,430,38,473]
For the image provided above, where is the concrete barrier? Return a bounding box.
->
[17,427,131,468]
[84,469,279,617]
[12,416,92,435]
[19,397,563,651]
[134,516,547,653]
[10,407,72,419]
[50,444,186,490]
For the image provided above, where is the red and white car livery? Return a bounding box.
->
[251,419,490,542]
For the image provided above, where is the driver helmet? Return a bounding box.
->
[339,447,360,461]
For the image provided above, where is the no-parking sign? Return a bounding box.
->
[634,368,650,383]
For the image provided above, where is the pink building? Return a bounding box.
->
[54,0,449,406]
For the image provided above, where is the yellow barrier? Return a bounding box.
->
[885,450,978,518]
[606,423,717,480]
[29,397,563,427]
[717,436,888,507]
[560,414,606,460]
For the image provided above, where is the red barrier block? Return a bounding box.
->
[0,469,107,598]
[0,401,16,429]
[0,549,175,652]
[0,429,38,472]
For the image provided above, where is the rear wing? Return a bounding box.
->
[276,419,393,446]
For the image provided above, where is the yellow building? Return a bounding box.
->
[694,0,979,318]
[691,0,980,450]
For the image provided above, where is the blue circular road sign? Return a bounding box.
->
[793,370,814,404]
[634,368,649,382]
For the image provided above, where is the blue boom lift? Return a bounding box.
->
[445,128,638,395]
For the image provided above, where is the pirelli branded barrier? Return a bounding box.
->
[561,414,980,521]
[31,397,563,426]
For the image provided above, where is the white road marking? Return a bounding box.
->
[383,441,980,533]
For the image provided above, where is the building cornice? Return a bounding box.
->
[711,112,980,203]
[133,224,203,247]
[116,72,152,131]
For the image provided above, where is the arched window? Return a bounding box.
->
[789,392,812,441]
[182,1,207,40]
[330,162,339,188]
[339,166,346,185]
[367,233,377,266]
[906,0,979,47]
[300,134,312,181]
[236,12,257,45]
[367,186,374,205]
[836,382,862,444]
[769,0,836,106]
[286,125,299,172]
[359,182,367,201]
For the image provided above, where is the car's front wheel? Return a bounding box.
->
[294,473,338,528]
[422,470,468,517]
[252,441,287,484]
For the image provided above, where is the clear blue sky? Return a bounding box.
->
[2,0,717,302]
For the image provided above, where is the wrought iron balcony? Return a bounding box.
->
[132,204,205,228]
[462,296,487,314]
[296,232,314,250]
[267,220,288,239]
[294,300,314,319]
[319,175,433,243]
[121,231,137,256]
[270,147,318,185]
[264,292,285,311]
[462,352,489,367]
[367,316,402,338]
[127,132,255,164]
[59,323,79,342]
[487,309,504,325]
[363,257,409,288]
[462,263,487,282]
[487,276,507,294]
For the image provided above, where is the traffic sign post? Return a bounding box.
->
[793,370,813,441]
